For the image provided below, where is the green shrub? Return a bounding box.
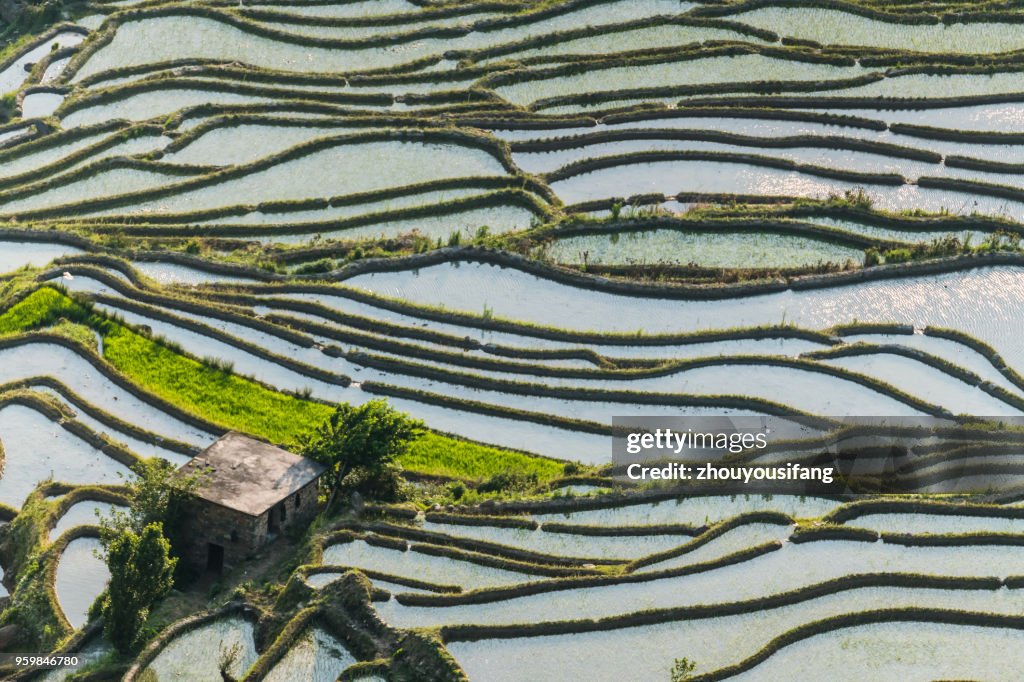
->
[883,248,913,264]
[477,470,539,494]
[294,258,335,275]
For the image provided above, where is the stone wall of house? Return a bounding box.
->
[265,480,320,535]
[178,498,263,572]
[177,480,321,573]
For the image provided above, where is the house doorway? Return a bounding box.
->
[269,507,280,533]
[207,543,224,573]
[269,502,287,533]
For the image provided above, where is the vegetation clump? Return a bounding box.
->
[99,522,176,654]
[298,399,425,504]
[94,459,202,653]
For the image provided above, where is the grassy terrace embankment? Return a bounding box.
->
[0,285,567,483]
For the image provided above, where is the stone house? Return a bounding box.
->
[174,432,325,573]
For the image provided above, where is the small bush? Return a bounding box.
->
[448,481,466,500]
[477,470,539,494]
[294,258,334,275]
[883,248,913,264]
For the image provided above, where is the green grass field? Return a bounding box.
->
[0,286,569,483]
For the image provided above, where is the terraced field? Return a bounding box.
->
[3,0,1024,679]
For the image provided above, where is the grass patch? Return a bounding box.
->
[0,286,82,335]
[0,287,571,482]
[48,319,99,351]
[403,432,564,482]
[102,323,331,444]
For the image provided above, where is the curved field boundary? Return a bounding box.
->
[40,524,102,636]
[83,291,354,389]
[882,531,1024,547]
[0,23,89,87]
[687,608,1024,682]
[563,191,797,214]
[56,253,277,284]
[62,175,549,227]
[351,348,954,417]
[210,286,842,349]
[691,0,940,24]
[322,528,592,578]
[240,245,1024,304]
[0,125,38,153]
[44,485,129,539]
[450,14,779,63]
[540,521,701,537]
[0,329,227,435]
[439,574,1006,642]
[628,511,792,570]
[531,217,899,250]
[0,391,142,469]
[337,520,627,566]
[514,128,942,163]
[425,509,703,537]
[543,148,907,185]
[789,525,878,543]
[804,342,1024,410]
[73,53,446,89]
[451,488,847,517]
[236,1,516,29]
[24,44,79,89]
[480,43,859,92]
[924,326,1024,393]
[689,90,1024,114]
[158,112,432,153]
[111,64,494,99]
[264,303,763,369]
[0,120,127,164]
[731,202,1024,236]
[80,189,550,240]
[425,512,539,531]
[71,57,232,89]
[917,174,1024,205]
[393,512,810,609]
[303,564,462,594]
[946,155,1024,174]
[0,156,215,214]
[63,76,397,113]
[123,602,262,681]
[891,121,1024,144]
[240,606,318,682]
[398,541,783,608]
[1,128,523,222]
[0,123,166,193]
[527,73,893,111]
[823,498,1024,524]
[596,105,890,131]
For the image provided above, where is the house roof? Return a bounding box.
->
[177,432,325,517]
